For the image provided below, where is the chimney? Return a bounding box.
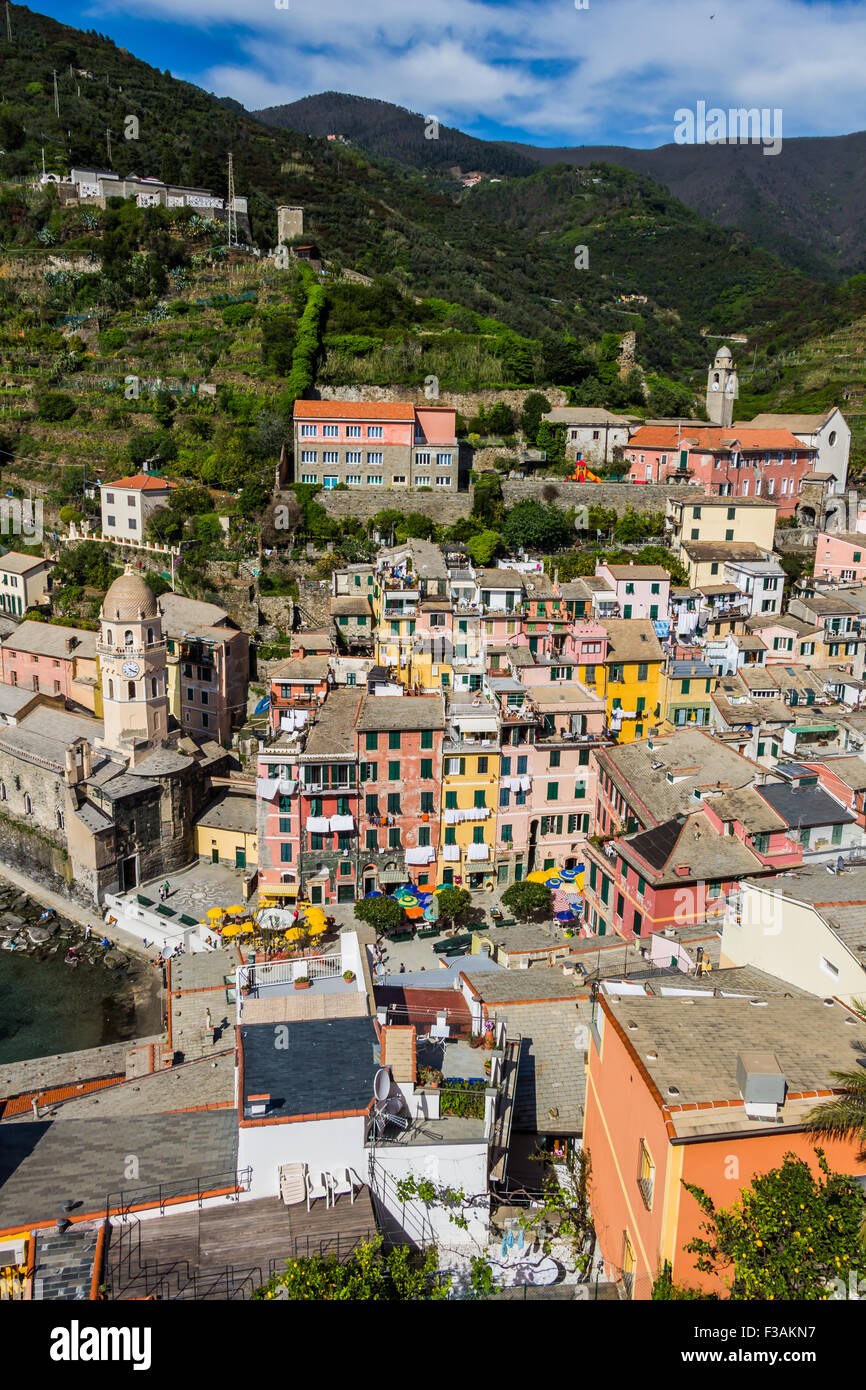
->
[65,636,78,653]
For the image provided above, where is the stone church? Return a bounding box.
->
[0,570,231,906]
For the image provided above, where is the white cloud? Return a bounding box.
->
[81,0,866,144]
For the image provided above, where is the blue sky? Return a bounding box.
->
[35,0,866,147]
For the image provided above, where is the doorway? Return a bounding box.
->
[235,846,246,870]
[311,884,323,905]
[121,855,138,891]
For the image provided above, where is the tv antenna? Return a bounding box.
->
[371,1066,408,1138]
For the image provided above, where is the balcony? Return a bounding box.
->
[96,639,167,659]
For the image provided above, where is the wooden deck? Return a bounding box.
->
[106,1189,377,1299]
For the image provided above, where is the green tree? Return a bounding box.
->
[254,1236,447,1300]
[152,389,177,430]
[646,375,694,418]
[354,895,404,936]
[502,500,572,553]
[486,400,515,435]
[466,529,502,567]
[501,880,552,920]
[147,505,183,545]
[677,1149,865,1300]
[436,886,472,928]
[237,477,271,519]
[520,392,552,445]
[470,471,504,529]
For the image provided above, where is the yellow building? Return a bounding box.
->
[658,659,718,732]
[667,496,777,554]
[194,791,258,870]
[406,598,454,692]
[679,541,772,589]
[437,699,500,888]
[372,574,418,685]
[594,620,664,743]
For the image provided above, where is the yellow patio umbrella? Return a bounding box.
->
[221,922,245,938]
[283,926,307,942]
[302,907,328,936]
[227,905,247,915]
[526,869,552,884]
[207,907,224,919]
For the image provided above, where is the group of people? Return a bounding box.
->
[157,881,171,903]
[153,941,185,968]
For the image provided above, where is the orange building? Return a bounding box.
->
[584,988,866,1299]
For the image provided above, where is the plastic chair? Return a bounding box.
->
[305,1168,331,1211]
[326,1167,359,1205]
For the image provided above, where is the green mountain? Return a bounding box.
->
[263,92,866,282]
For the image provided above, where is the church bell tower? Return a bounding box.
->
[706,344,739,427]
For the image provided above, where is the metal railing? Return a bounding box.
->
[105,1166,251,1220]
[107,1216,266,1301]
[240,954,342,992]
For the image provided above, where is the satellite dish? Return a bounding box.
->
[373,1067,391,1102]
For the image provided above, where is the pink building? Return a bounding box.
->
[624,426,817,517]
[595,563,670,622]
[293,400,458,490]
[268,655,330,736]
[814,531,866,582]
[0,620,99,711]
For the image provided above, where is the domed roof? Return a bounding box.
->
[102,568,159,622]
[716,345,733,360]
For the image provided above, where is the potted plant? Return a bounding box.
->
[294,975,312,990]
[483,1021,496,1050]
[483,1059,492,1075]
[342,969,356,982]
[419,1066,443,1089]
[240,984,251,997]
[469,1034,484,1049]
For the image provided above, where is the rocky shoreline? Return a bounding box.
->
[0,887,132,973]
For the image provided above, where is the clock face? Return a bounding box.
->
[121,660,140,677]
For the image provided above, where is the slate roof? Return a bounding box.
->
[756,780,856,828]
[477,569,525,589]
[597,729,758,824]
[681,541,770,563]
[158,592,232,631]
[195,791,256,835]
[603,993,866,1111]
[622,811,763,884]
[0,552,50,575]
[0,1112,238,1227]
[1,620,96,662]
[240,1018,379,1119]
[625,816,685,871]
[601,619,663,663]
[355,693,445,732]
[303,688,363,756]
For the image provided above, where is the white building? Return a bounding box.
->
[0,552,53,618]
[738,408,850,497]
[99,473,176,543]
[541,407,636,466]
[722,556,786,617]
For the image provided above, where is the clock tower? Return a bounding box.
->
[97,568,171,761]
[706,344,738,427]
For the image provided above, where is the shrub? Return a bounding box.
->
[36,392,76,422]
